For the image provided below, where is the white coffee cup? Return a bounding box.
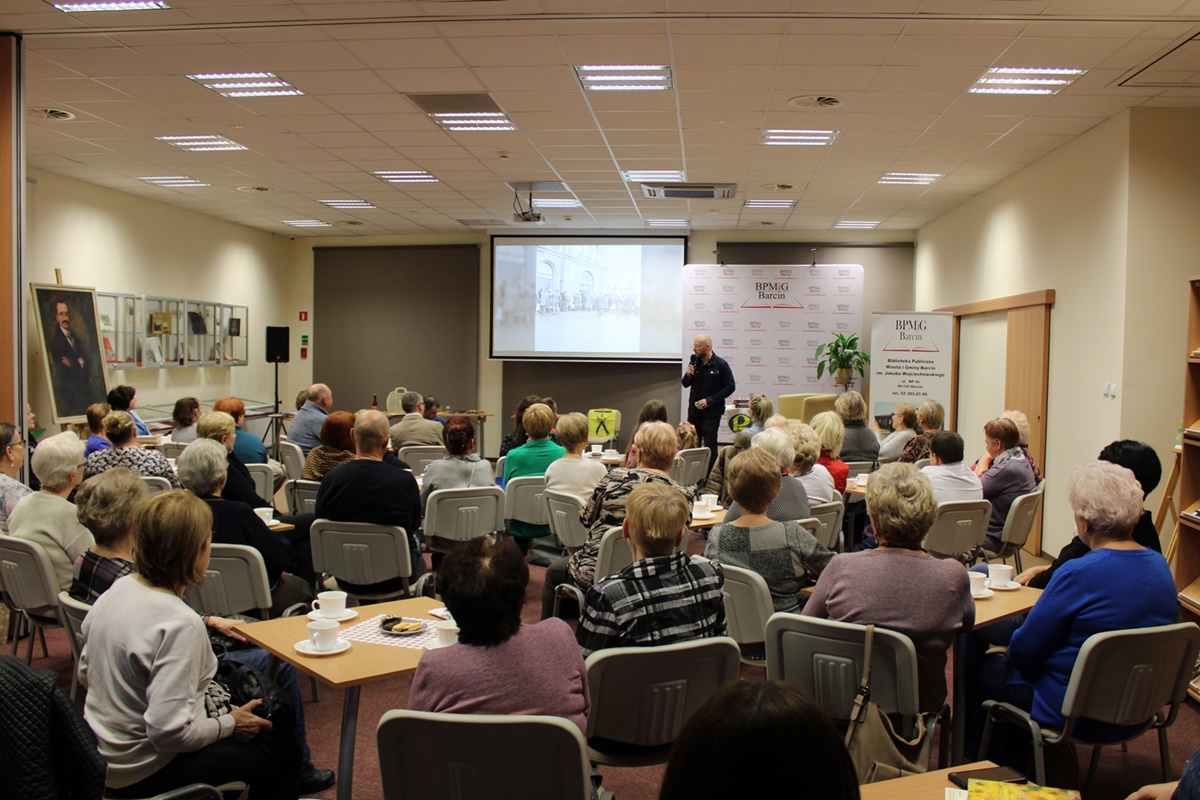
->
[969,571,990,596]
[603,449,618,457]
[307,619,340,651]
[254,507,274,525]
[856,473,869,486]
[693,499,711,517]
[590,444,602,454]
[988,564,1015,588]
[435,620,459,647]
[312,590,347,619]
[701,493,719,508]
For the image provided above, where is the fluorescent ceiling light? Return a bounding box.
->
[156,134,247,152]
[761,129,838,146]
[54,1,168,10]
[532,199,581,208]
[744,199,795,209]
[970,67,1086,95]
[622,170,684,182]
[575,65,672,91]
[878,172,943,186]
[188,72,303,98]
[138,175,209,187]
[282,220,331,227]
[429,112,515,132]
[647,219,688,227]
[834,220,880,229]
[372,170,439,184]
[320,199,376,209]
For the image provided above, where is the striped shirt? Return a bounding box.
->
[576,553,725,657]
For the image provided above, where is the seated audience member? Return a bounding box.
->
[499,394,542,458]
[409,536,588,733]
[422,395,447,426]
[703,432,751,509]
[543,412,606,506]
[835,391,879,463]
[84,411,180,487]
[289,383,332,455]
[420,416,494,510]
[576,482,725,656]
[170,397,200,444]
[541,420,693,619]
[872,403,918,462]
[389,390,445,451]
[84,403,111,457]
[106,385,149,437]
[213,397,284,491]
[746,394,773,437]
[315,409,425,593]
[805,463,973,711]
[9,431,95,591]
[1001,408,1043,483]
[0,421,33,533]
[294,389,308,412]
[899,399,945,463]
[677,420,699,450]
[723,427,810,524]
[787,422,836,505]
[920,431,983,503]
[1018,440,1163,590]
[81,491,302,798]
[705,448,833,612]
[70,467,145,604]
[502,403,566,551]
[178,439,313,615]
[811,411,850,493]
[300,410,356,481]
[659,680,860,800]
[973,417,1037,552]
[624,399,670,468]
[967,461,1177,762]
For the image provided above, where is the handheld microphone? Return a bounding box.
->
[689,354,698,367]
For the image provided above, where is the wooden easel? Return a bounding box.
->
[1161,445,1182,564]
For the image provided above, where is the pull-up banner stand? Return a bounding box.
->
[868,311,954,424]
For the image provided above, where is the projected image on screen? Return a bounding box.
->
[492,236,686,362]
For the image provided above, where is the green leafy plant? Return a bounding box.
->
[815,332,870,381]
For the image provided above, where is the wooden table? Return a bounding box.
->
[689,508,727,530]
[860,761,997,800]
[267,521,294,533]
[237,596,442,800]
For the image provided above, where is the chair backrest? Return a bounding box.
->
[544,490,589,551]
[278,441,305,481]
[671,448,712,487]
[721,564,774,648]
[0,538,60,615]
[377,710,591,800]
[765,613,923,720]
[587,408,622,446]
[999,488,1042,549]
[505,476,548,526]
[584,637,740,749]
[424,486,506,544]
[160,441,187,459]
[398,446,446,477]
[593,525,687,583]
[311,519,412,590]
[183,543,273,618]
[494,455,506,481]
[289,478,321,515]
[808,502,845,550]
[844,461,875,480]
[141,475,172,495]
[58,591,90,664]
[1060,623,1200,733]
[386,387,408,414]
[245,463,273,504]
[922,499,992,558]
[777,393,837,424]
[913,458,931,469]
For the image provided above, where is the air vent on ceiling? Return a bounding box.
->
[457,218,507,228]
[787,95,841,109]
[641,183,737,199]
[27,108,75,121]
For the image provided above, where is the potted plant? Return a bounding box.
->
[815,332,870,390]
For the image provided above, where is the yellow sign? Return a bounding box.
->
[728,413,753,433]
[588,408,619,438]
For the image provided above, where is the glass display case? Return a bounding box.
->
[144,295,185,368]
[184,300,219,367]
[95,293,248,371]
[218,304,249,366]
[95,291,142,368]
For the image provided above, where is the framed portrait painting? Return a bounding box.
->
[30,283,110,424]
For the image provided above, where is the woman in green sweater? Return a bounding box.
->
[502,402,565,552]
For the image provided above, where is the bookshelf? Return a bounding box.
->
[1175,277,1200,701]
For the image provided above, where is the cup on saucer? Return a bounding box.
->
[969,571,990,597]
[988,563,1015,589]
[312,590,347,619]
[307,619,340,652]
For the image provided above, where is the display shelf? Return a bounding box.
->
[1174,277,1200,622]
[95,292,248,371]
[218,304,249,366]
[184,300,219,367]
[96,292,148,369]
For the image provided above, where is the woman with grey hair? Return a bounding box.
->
[84,411,180,487]
[787,421,836,505]
[8,431,95,591]
[70,467,146,603]
[178,438,312,615]
[834,390,879,463]
[723,426,811,524]
[0,420,33,532]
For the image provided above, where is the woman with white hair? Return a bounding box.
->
[787,422,837,505]
[8,431,95,591]
[811,411,850,493]
[723,427,811,524]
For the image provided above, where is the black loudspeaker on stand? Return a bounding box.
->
[264,326,290,460]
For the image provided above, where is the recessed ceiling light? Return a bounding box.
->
[970,67,1086,95]
[647,219,689,227]
[878,172,943,185]
[744,199,796,209]
[533,199,581,208]
[372,170,439,184]
[623,170,684,182]
[156,134,247,152]
[188,72,303,98]
[834,220,881,229]
[282,220,331,228]
[575,65,672,91]
[53,1,168,10]
[429,112,515,132]
[138,175,210,187]
[320,199,376,210]
[761,129,839,146]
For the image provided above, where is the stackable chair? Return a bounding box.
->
[809,501,846,551]
[423,486,506,552]
[0,537,62,665]
[286,478,321,515]
[311,519,415,604]
[397,446,446,477]
[720,564,775,663]
[670,447,712,489]
[160,441,187,459]
[277,440,305,481]
[922,499,992,563]
[140,475,172,495]
[544,489,589,552]
[57,591,90,701]
[983,487,1042,571]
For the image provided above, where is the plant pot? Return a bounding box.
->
[835,367,854,386]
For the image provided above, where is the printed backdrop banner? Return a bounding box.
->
[868,311,954,422]
[681,263,866,435]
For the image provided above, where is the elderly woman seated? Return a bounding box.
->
[171,397,201,444]
[0,420,33,533]
[502,402,566,552]
[973,417,1037,553]
[70,468,146,603]
[723,427,811,524]
[420,416,494,510]
[835,390,879,463]
[702,431,751,509]
[84,411,180,487]
[811,411,850,493]
[705,448,833,612]
[301,410,356,481]
[804,463,974,712]
[544,412,608,506]
[788,422,837,505]
[871,403,918,462]
[898,399,945,464]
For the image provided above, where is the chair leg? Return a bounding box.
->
[38,626,49,659]
[1159,728,1171,781]
[1082,745,1102,796]
[1014,549,1023,573]
[310,676,321,703]
[24,626,34,664]
[69,667,79,702]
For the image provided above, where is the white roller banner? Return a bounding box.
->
[868,311,954,423]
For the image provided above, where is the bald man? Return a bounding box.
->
[289,382,333,455]
[682,334,736,471]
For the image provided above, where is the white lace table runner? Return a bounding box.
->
[340,613,439,650]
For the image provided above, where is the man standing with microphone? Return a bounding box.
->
[681,334,736,476]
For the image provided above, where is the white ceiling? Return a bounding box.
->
[5,0,1200,237]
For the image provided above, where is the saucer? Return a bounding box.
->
[307,609,358,622]
[424,639,457,651]
[710,504,724,511]
[971,589,995,600]
[691,512,716,521]
[991,581,1020,591]
[294,638,351,656]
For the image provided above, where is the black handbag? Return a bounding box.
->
[214,659,295,729]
